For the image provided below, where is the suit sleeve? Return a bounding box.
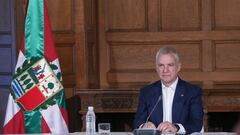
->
[133,89,148,129]
[183,87,204,134]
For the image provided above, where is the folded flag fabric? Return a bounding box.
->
[2,0,69,133]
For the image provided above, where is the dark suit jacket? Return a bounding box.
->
[133,78,203,134]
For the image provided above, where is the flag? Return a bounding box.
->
[2,0,69,133]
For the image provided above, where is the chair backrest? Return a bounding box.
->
[66,95,82,132]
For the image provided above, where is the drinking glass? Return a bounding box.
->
[98,123,110,135]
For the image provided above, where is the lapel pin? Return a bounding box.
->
[181,94,184,97]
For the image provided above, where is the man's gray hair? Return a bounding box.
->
[155,46,180,65]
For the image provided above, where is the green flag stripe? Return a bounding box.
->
[24,0,44,133]
[24,111,42,133]
[25,0,44,58]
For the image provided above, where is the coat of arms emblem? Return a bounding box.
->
[11,58,63,111]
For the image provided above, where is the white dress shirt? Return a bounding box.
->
[161,77,186,133]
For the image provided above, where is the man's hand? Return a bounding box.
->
[142,122,156,129]
[157,121,178,133]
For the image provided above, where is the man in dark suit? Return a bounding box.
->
[133,46,203,134]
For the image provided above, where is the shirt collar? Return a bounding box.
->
[161,77,178,91]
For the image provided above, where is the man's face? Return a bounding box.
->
[156,53,181,86]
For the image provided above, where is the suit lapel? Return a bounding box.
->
[153,81,164,123]
[172,79,186,122]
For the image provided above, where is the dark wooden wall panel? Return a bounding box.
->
[215,42,240,70]
[173,44,202,70]
[109,44,157,70]
[46,0,73,31]
[57,45,74,73]
[161,0,201,31]
[106,0,147,31]
[83,0,99,88]
[214,0,240,29]
[47,0,75,95]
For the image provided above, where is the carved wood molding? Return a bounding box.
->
[77,88,240,114]
[76,89,139,114]
[203,89,240,112]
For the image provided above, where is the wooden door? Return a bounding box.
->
[0,0,16,131]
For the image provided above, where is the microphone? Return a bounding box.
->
[141,95,162,128]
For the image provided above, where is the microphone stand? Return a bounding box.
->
[142,95,162,128]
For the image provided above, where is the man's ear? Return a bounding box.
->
[177,62,182,72]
